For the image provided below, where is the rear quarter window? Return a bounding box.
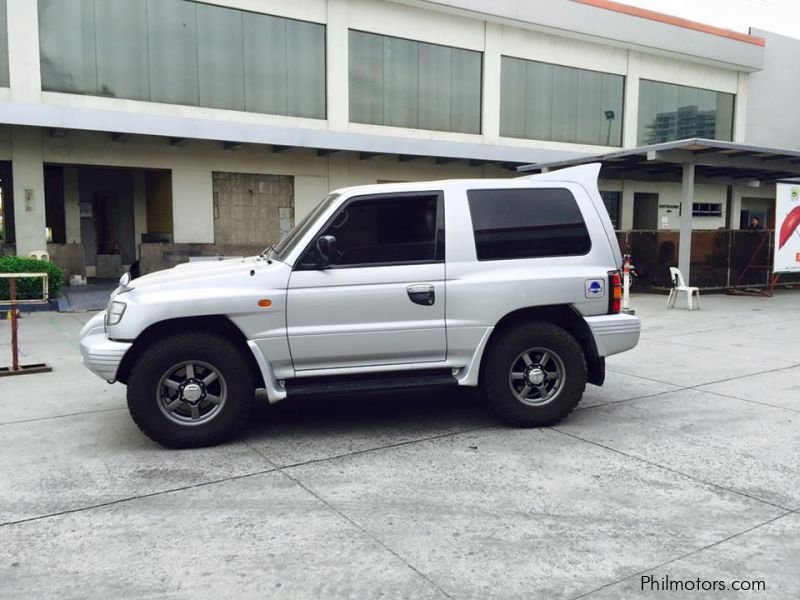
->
[467,188,591,260]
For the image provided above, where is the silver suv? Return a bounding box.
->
[80,164,640,447]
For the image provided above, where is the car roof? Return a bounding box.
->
[329,164,601,198]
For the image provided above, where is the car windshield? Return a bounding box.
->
[270,193,340,262]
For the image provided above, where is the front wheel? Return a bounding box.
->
[482,322,587,426]
[127,332,255,448]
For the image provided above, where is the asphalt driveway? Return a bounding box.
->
[1,292,798,599]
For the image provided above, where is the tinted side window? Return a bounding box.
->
[298,193,444,268]
[467,188,591,260]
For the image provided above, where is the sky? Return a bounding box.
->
[617,0,800,39]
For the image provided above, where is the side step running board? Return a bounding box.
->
[285,372,458,398]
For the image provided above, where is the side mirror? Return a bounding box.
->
[315,235,337,269]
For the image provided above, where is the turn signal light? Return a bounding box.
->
[258,299,272,308]
[608,271,622,314]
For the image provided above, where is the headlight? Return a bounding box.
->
[106,301,127,326]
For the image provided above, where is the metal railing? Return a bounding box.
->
[1,273,53,376]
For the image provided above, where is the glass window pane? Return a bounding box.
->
[550,66,579,143]
[600,73,623,145]
[418,44,451,132]
[285,19,326,119]
[450,49,481,134]
[349,31,384,126]
[197,3,244,111]
[468,188,592,261]
[95,0,148,100]
[638,80,734,144]
[349,30,481,133]
[576,70,602,144]
[715,93,735,141]
[501,57,623,145]
[499,57,526,138]
[39,0,96,94]
[384,36,419,128]
[526,61,553,141]
[146,0,198,106]
[0,0,8,87]
[244,13,287,115]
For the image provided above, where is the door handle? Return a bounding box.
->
[407,284,435,306]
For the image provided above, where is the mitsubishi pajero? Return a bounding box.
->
[80,164,640,447]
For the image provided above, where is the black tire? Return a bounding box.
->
[482,321,586,427]
[127,332,255,448]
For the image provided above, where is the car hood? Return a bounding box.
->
[123,256,274,293]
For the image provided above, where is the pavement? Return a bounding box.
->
[59,280,118,312]
[0,292,798,599]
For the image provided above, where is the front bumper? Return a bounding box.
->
[585,313,641,357]
[79,311,131,382]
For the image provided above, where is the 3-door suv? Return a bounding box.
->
[80,164,640,448]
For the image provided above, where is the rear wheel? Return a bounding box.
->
[127,332,255,448]
[482,322,586,426]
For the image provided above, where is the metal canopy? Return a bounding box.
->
[518,138,800,183]
[518,139,800,285]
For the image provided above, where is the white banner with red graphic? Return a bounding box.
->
[774,183,800,273]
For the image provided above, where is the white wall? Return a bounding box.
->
[612,180,731,231]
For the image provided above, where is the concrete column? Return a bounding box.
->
[730,186,744,230]
[63,167,81,244]
[171,164,214,243]
[679,163,695,283]
[482,22,502,145]
[733,72,748,144]
[132,170,147,256]
[622,52,640,148]
[327,152,350,191]
[326,0,349,130]
[7,0,42,102]
[11,127,47,256]
[620,181,635,231]
[294,175,330,222]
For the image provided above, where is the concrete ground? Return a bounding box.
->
[0,292,798,599]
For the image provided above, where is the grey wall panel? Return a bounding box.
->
[745,29,800,151]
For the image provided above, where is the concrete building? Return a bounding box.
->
[0,0,782,277]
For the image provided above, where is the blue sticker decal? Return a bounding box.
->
[585,279,605,298]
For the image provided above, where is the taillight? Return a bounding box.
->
[608,271,622,314]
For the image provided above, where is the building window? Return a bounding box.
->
[38,0,326,119]
[349,30,482,134]
[638,80,734,145]
[500,57,624,146]
[692,202,723,217]
[467,188,591,261]
[600,191,621,229]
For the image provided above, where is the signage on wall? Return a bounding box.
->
[774,183,800,273]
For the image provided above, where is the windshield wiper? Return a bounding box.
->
[260,244,276,258]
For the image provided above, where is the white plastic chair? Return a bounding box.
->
[667,267,700,310]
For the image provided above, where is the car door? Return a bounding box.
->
[286,191,446,371]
